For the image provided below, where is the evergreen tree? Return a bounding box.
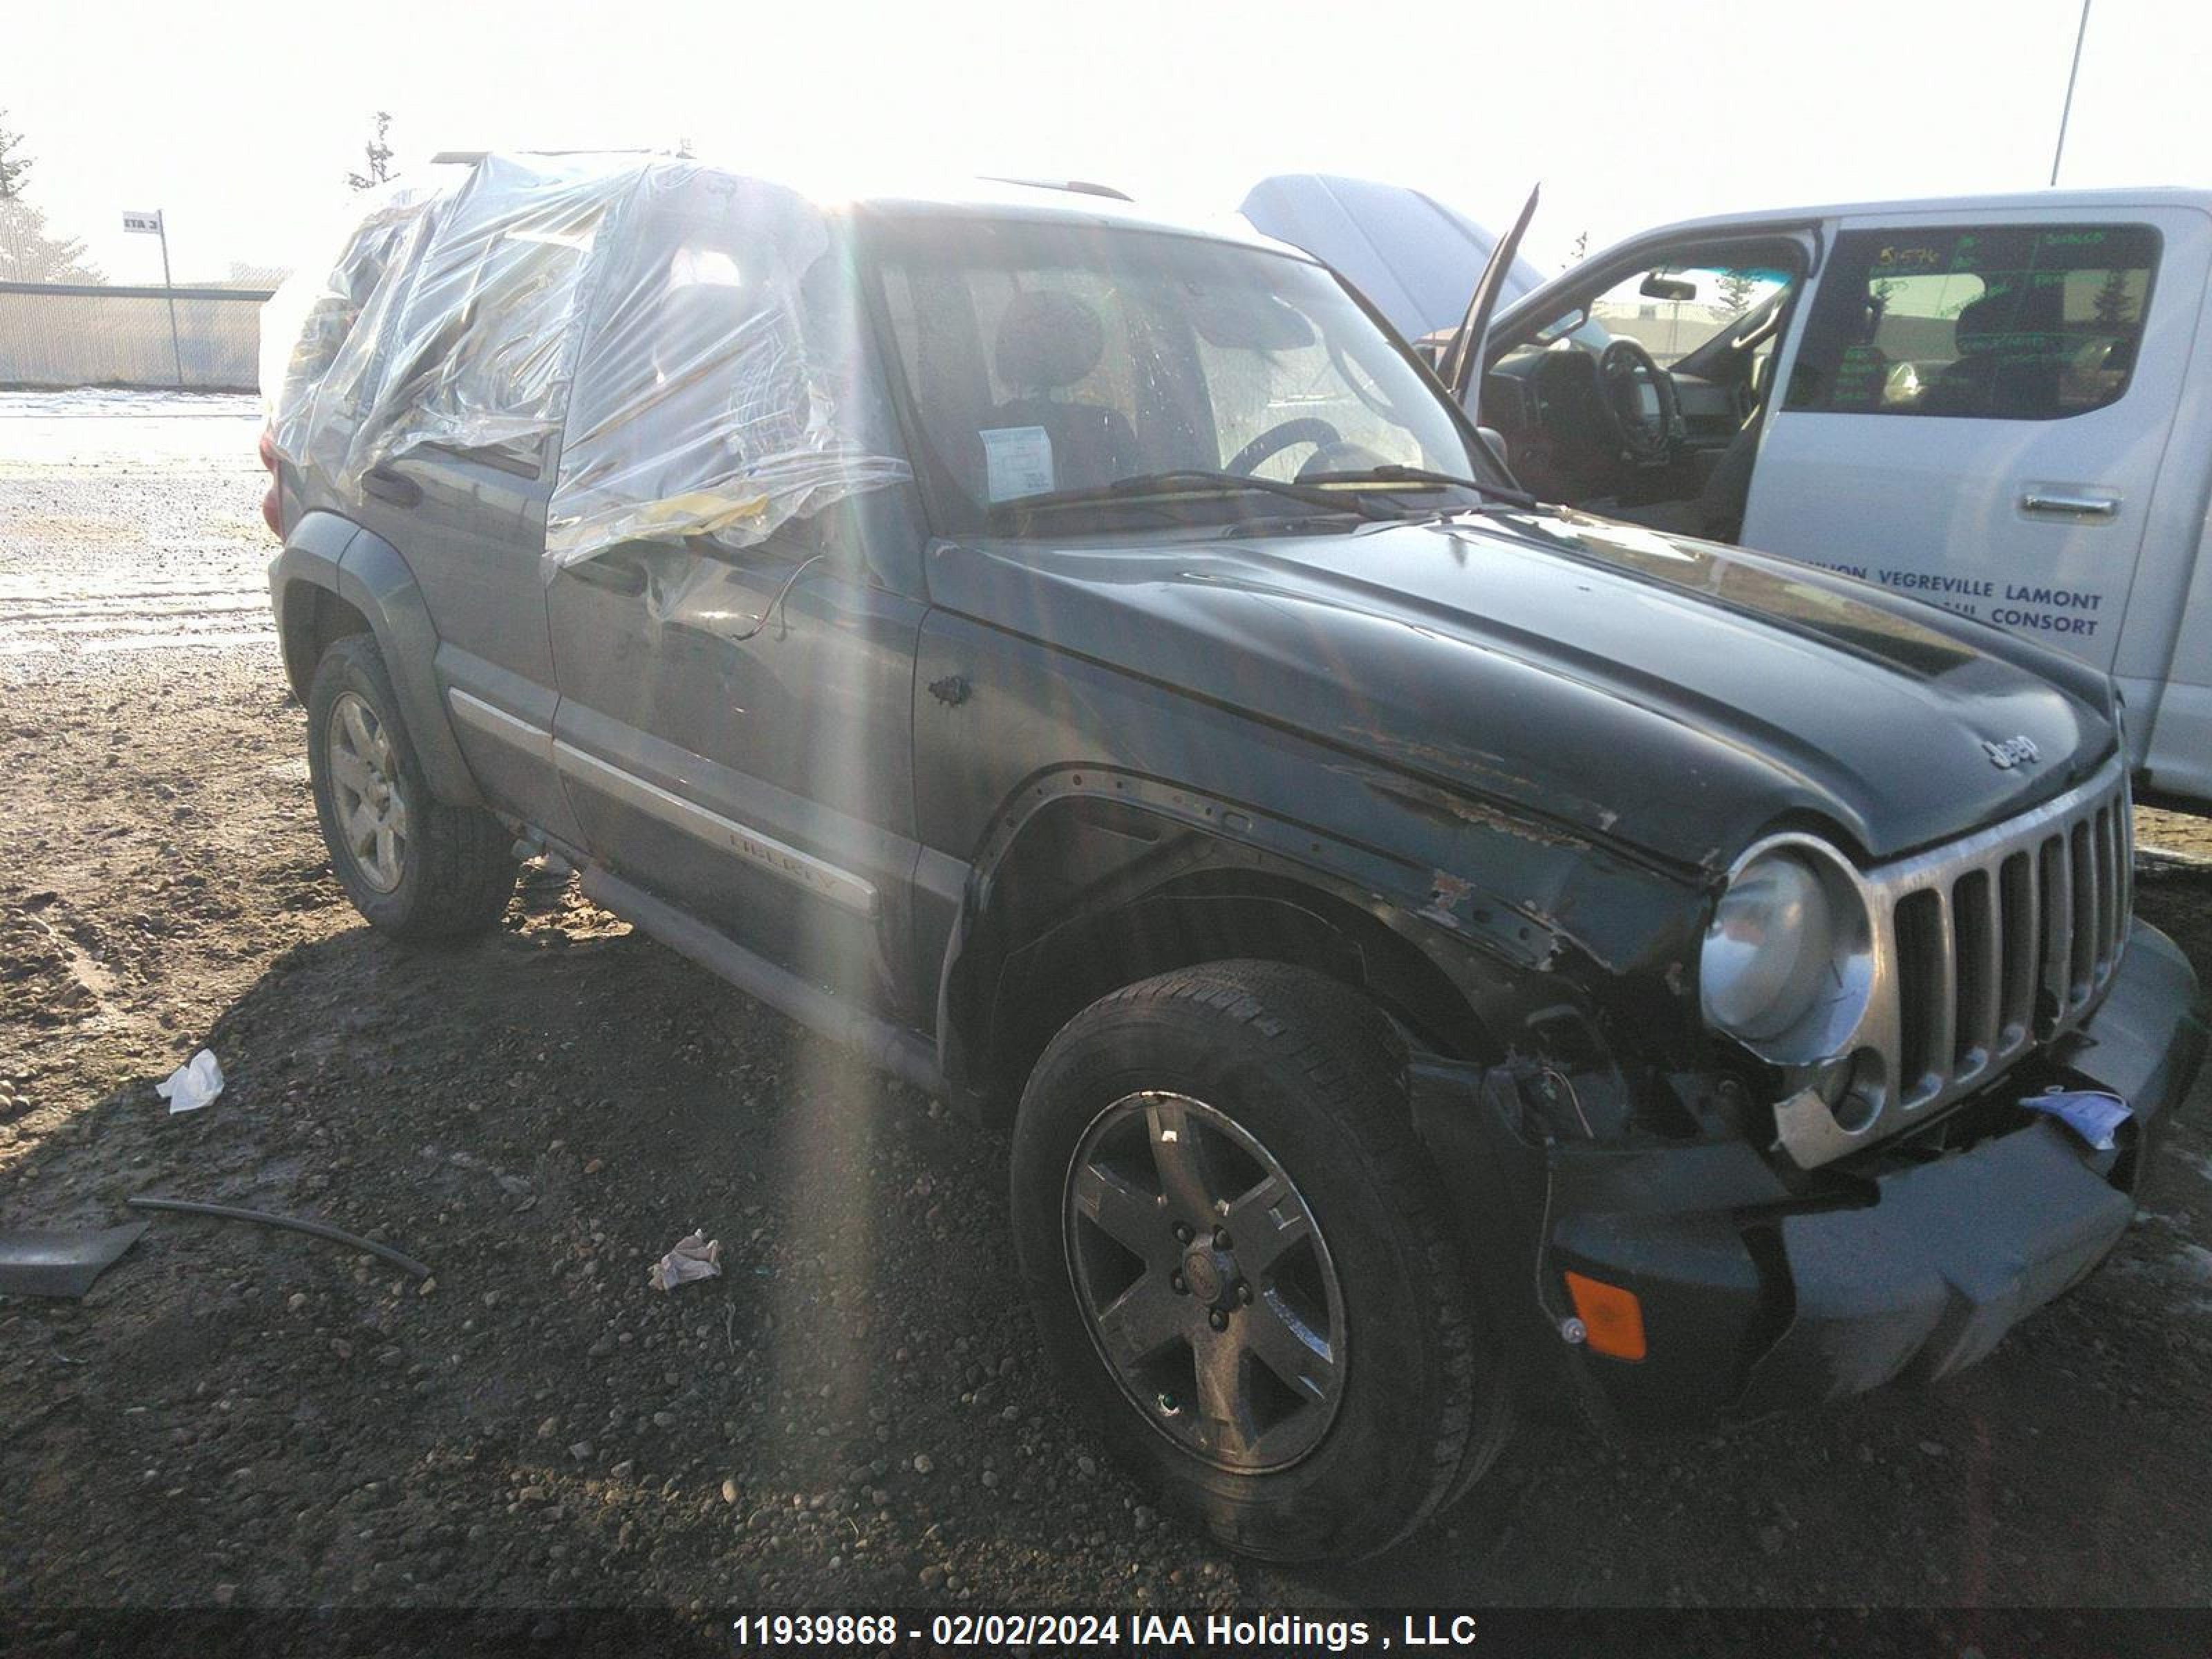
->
[0,199,102,282]
[0,111,30,200]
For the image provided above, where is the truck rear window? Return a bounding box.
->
[1783,223,2159,421]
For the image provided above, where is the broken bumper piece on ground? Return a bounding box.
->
[0,1221,149,1300]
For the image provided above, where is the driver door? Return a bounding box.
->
[1477,232,1815,538]
[547,519,933,1020]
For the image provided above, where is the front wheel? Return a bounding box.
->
[306,633,518,940]
[1009,961,1510,1561]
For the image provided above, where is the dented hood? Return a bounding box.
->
[926,510,2119,872]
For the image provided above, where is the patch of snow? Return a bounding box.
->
[0,388,261,471]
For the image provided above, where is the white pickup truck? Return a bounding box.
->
[1241,179,2212,812]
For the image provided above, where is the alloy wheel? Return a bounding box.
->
[326,690,409,893]
[1062,1090,1347,1472]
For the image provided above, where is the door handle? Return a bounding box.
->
[2021,491,2119,518]
[361,465,422,507]
[569,554,648,597]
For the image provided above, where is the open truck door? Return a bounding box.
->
[1440,184,1540,411]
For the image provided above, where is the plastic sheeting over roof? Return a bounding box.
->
[260,154,908,576]
[1237,174,1549,344]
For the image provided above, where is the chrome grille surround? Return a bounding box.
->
[1761,758,2131,1169]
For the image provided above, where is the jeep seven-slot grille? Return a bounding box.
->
[1875,765,2130,1112]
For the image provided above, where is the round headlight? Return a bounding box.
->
[1700,841,1874,1064]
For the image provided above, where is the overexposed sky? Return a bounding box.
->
[8,0,2206,285]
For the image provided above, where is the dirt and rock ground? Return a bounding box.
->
[3,392,2211,1638]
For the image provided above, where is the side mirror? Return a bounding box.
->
[1475,426,1511,471]
[1640,274,1698,303]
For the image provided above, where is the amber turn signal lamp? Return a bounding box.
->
[1564,1271,1647,1362]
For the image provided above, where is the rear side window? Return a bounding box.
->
[1785,223,2159,420]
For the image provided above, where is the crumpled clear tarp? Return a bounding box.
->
[261,153,909,576]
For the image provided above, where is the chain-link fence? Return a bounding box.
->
[0,281,273,391]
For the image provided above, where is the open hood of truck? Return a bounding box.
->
[1237,175,1550,345]
[927,510,2118,872]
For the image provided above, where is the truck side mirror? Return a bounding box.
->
[1476,426,1511,471]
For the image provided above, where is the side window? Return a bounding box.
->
[367,160,619,478]
[1785,223,2159,420]
[414,227,600,474]
[1586,261,1793,368]
[547,179,906,569]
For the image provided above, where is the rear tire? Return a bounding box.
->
[1009,959,1510,1561]
[306,634,516,940]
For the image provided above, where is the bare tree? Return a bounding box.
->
[0,110,32,200]
[1560,229,1587,272]
[346,111,395,192]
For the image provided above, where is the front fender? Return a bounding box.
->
[913,608,1716,1114]
[937,764,1709,1103]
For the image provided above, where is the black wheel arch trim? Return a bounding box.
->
[270,512,486,812]
[933,764,1702,1119]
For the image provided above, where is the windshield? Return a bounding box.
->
[1504,259,1794,371]
[861,213,1488,535]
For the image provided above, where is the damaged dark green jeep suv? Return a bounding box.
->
[261,154,2207,1562]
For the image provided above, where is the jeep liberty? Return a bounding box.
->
[260,154,2208,1561]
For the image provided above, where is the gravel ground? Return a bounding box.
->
[3,394,2211,1631]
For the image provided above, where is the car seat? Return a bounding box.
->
[1922,281,2065,419]
[988,288,1142,492]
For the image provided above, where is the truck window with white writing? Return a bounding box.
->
[1785,224,2159,421]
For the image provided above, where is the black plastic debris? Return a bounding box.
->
[126,1196,431,1280]
[0,1221,149,1299]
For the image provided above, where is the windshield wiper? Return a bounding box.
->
[988,469,1402,524]
[1298,464,1541,511]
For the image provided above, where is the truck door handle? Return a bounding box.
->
[361,465,422,507]
[2021,491,2119,519]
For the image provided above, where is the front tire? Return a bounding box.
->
[306,634,517,940]
[1009,961,1510,1561]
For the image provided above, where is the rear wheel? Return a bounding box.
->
[1010,960,1510,1561]
[306,634,517,940]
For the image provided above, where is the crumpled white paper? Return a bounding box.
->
[156,1049,224,1115]
[2023,1087,2132,1152]
[649,1229,722,1292]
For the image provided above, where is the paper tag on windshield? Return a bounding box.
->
[2023,1089,2132,1151]
[981,426,1054,502]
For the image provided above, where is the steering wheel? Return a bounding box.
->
[1595,338,1679,467]
[1226,417,1341,477]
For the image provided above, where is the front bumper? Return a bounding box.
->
[1414,919,2207,1431]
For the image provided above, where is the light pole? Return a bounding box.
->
[2050,0,2093,188]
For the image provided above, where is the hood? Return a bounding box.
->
[926,511,2118,872]
[1235,175,1550,344]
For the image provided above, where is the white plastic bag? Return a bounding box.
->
[156,1049,223,1115]
[648,1229,722,1292]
